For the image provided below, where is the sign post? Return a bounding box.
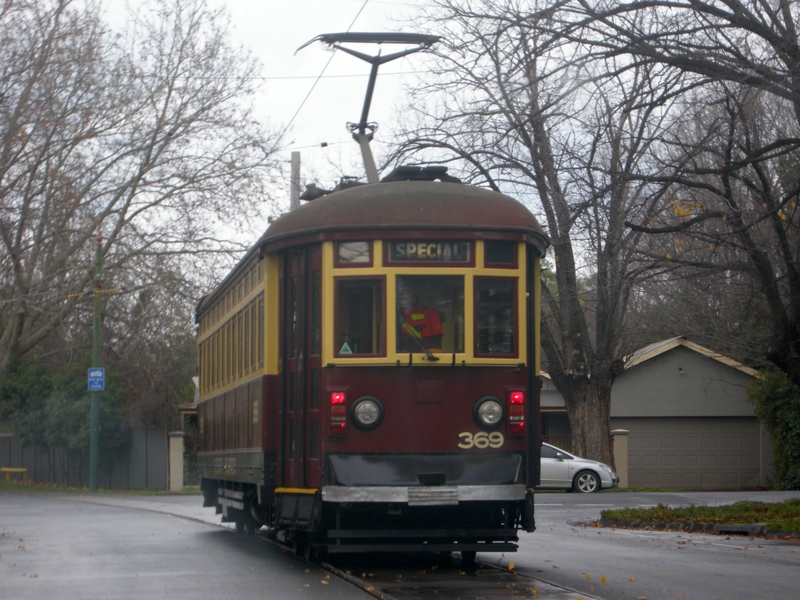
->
[89,234,103,493]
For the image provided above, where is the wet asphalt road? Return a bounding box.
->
[0,492,356,600]
[518,490,800,600]
[2,489,799,599]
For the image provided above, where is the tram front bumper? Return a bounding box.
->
[321,483,525,504]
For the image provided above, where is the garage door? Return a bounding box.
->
[611,417,760,489]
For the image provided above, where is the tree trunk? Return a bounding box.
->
[554,372,615,467]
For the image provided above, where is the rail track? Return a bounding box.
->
[269,539,598,600]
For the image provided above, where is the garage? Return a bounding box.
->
[541,337,774,490]
[610,416,763,489]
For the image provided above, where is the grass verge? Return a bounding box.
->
[601,499,800,532]
[0,479,200,495]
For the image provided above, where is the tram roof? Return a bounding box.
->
[196,180,549,320]
[258,180,549,254]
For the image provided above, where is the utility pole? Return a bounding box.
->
[89,233,103,493]
[290,151,301,210]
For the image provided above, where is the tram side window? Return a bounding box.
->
[396,275,464,354]
[475,278,517,356]
[335,278,383,356]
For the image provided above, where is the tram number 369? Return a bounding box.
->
[457,431,504,449]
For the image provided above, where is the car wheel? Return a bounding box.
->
[573,470,600,493]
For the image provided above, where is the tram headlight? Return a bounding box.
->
[473,396,504,430]
[351,396,384,431]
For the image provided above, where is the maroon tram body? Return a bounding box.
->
[195,169,549,557]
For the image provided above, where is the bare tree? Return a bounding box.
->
[566,1,800,129]
[625,84,800,384]
[393,0,680,463]
[0,0,282,373]
[550,1,800,385]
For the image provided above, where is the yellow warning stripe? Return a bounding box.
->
[274,487,318,495]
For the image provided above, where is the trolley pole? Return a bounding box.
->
[89,233,103,493]
[297,33,440,184]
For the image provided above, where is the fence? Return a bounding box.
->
[0,428,167,490]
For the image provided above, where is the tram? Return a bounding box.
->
[195,33,550,559]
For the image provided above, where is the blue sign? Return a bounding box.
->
[88,368,105,391]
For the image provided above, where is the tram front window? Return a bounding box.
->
[475,278,516,355]
[396,275,464,354]
[336,278,383,355]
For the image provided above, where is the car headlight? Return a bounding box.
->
[473,396,503,430]
[351,396,384,430]
[599,464,616,475]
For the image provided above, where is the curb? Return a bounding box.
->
[598,518,800,539]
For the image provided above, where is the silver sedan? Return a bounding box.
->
[538,442,619,493]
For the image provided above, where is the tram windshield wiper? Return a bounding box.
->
[400,321,439,361]
[412,335,439,361]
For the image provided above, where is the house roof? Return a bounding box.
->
[540,390,564,408]
[539,337,759,411]
[623,336,759,377]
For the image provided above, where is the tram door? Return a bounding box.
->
[280,246,322,488]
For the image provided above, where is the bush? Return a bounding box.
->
[783,469,800,491]
[748,370,800,489]
[0,356,129,464]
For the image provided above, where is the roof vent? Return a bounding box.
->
[381,165,461,184]
[299,177,367,201]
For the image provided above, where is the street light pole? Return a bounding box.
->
[89,233,102,493]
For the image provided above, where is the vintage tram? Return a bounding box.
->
[195,32,550,559]
[195,166,549,557]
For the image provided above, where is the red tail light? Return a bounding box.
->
[508,390,526,435]
[330,391,347,436]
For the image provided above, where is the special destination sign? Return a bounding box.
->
[388,241,471,263]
